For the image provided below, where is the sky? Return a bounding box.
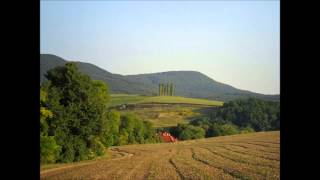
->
[41,1,280,95]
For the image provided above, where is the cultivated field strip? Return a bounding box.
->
[41,131,280,180]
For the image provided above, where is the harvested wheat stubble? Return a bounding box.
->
[41,131,280,180]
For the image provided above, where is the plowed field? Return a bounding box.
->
[41,131,280,180]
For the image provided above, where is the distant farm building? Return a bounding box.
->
[160,132,178,143]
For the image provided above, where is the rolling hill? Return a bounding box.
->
[40,54,279,102]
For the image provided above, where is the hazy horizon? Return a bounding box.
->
[41,1,280,95]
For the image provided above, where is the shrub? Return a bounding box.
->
[219,123,239,135]
[89,136,105,157]
[174,124,205,140]
[207,123,239,137]
[40,135,61,164]
[240,126,255,134]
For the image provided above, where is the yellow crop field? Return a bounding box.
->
[41,131,280,180]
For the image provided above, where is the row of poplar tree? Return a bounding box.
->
[158,83,174,96]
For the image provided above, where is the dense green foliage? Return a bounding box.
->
[118,113,160,145]
[41,54,279,102]
[40,89,61,164]
[169,124,205,140]
[40,63,159,164]
[40,62,110,163]
[213,98,280,131]
[189,98,279,138]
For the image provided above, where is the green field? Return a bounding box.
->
[109,94,148,107]
[121,106,207,128]
[109,94,223,107]
[110,94,223,128]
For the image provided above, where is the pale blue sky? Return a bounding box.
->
[41,1,279,95]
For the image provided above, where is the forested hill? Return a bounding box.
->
[40,54,279,102]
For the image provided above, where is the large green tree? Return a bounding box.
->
[42,62,110,163]
[40,88,61,164]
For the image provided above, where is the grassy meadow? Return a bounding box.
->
[41,131,280,180]
[120,106,210,128]
[109,94,224,107]
[109,94,222,128]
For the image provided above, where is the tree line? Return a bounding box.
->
[40,63,160,164]
[158,83,174,96]
[162,97,279,140]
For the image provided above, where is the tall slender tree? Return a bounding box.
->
[167,83,170,96]
[162,83,164,96]
[163,83,167,96]
[158,84,161,96]
[172,83,174,96]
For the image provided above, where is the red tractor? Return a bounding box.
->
[160,132,178,143]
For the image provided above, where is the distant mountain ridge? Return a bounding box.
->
[40,54,279,102]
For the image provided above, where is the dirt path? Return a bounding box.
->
[40,148,134,176]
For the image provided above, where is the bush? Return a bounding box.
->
[207,123,222,137]
[40,135,61,164]
[214,98,280,131]
[89,136,105,157]
[118,130,129,145]
[174,124,205,140]
[219,123,239,135]
[207,123,239,137]
[240,126,255,134]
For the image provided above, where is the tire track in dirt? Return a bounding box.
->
[41,148,134,179]
[168,158,185,180]
[229,143,279,154]
[190,148,243,180]
[246,142,279,149]
[146,148,181,180]
[250,141,280,145]
[193,147,279,180]
[40,160,102,176]
[166,147,185,180]
[121,158,148,180]
[182,148,236,180]
[100,148,142,179]
[218,145,280,161]
[110,148,135,158]
[199,146,277,169]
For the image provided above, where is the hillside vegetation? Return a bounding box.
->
[139,96,223,106]
[41,54,279,102]
[120,106,209,128]
[40,63,161,164]
[41,131,280,180]
[110,95,223,127]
